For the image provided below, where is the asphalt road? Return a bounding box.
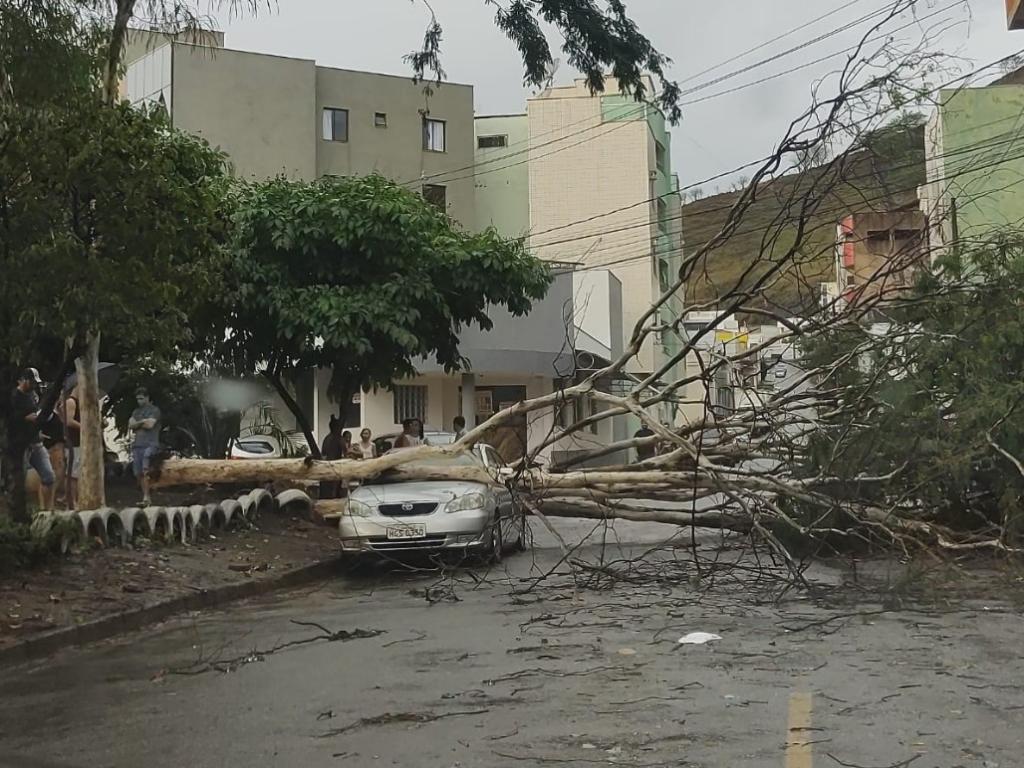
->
[0,518,1020,768]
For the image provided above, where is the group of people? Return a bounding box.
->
[8,368,161,510]
[321,417,378,462]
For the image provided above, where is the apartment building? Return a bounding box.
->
[474,80,686,453]
[125,33,476,227]
[124,33,585,461]
[919,81,1024,260]
[474,110,635,464]
[834,210,927,307]
[525,79,685,379]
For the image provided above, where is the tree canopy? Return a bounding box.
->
[799,239,1024,539]
[210,174,552,456]
[408,0,680,122]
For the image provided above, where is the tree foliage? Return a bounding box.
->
[407,0,680,122]
[210,174,552,456]
[801,239,1024,540]
[0,99,229,361]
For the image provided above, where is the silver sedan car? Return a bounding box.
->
[338,445,527,561]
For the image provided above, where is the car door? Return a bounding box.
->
[481,446,517,545]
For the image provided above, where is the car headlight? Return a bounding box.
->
[347,499,375,517]
[447,492,487,513]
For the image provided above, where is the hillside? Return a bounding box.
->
[680,120,926,312]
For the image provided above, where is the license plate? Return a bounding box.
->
[386,524,426,540]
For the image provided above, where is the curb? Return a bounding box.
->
[0,557,344,671]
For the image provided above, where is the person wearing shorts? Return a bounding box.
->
[10,368,56,511]
[128,388,161,506]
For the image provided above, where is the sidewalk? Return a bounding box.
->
[0,509,340,663]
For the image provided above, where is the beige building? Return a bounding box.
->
[123,34,594,462]
[125,33,476,228]
[525,79,685,380]
[835,210,927,308]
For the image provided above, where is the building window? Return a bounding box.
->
[477,134,507,149]
[423,184,446,211]
[374,112,388,128]
[393,385,427,424]
[423,117,446,152]
[322,108,349,142]
[659,258,671,293]
[656,198,669,234]
[655,140,667,174]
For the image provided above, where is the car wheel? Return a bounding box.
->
[488,521,503,564]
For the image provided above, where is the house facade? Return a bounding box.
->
[919,82,1024,260]
[834,210,927,306]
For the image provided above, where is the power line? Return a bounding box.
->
[562,118,1024,263]
[433,0,960,233]
[678,0,872,85]
[522,46,1024,251]
[418,0,918,187]
[573,128,1024,276]
[678,1,905,98]
[680,0,963,107]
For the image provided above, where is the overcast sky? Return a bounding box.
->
[212,0,1023,191]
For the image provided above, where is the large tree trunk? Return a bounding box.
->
[76,332,105,510]
[263,371,320,459]
[153,450,493,487]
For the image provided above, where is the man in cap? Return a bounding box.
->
[10,368,56,511]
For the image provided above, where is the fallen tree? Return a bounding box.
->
[154,5,1024,568]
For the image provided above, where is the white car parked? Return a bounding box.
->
[338,445,527,562]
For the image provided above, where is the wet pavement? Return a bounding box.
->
[0,519,1021,768]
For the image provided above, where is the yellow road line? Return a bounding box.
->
[786,691,814,768]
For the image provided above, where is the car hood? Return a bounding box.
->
[351,480,488,505]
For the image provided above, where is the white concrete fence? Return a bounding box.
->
[30,488,314,550]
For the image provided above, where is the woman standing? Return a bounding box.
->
[353,428,377,459]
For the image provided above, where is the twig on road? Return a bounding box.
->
[826,754,921,768]
[318,708,490,737]
[161,622,383,677]
[382,630,427,647]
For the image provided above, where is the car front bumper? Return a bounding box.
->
[338,509,491,554]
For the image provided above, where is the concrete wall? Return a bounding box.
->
[164,42,476,228]
[316,68,476,229]
[123,28,223,67]
[573,270,623,359]
[837,211,927,305]
[417,270,576,377]
[474,114,530,237]
[171,44,318,179]
[527,79,663,372]
[927,85,1024,249]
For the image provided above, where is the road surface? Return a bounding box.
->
[0,518,1019,767]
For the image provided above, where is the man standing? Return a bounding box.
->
[453,415,467,441]
[633,424,657,463]
[128,387,160,506]
[10,368,56,511]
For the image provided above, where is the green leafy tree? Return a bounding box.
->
[211,174,552,457]
[800,237,1024,543]
[0,94,229,512]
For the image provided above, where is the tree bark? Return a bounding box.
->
[153,451,494,487]
[76,331,105,510]
[263,370,321,459]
